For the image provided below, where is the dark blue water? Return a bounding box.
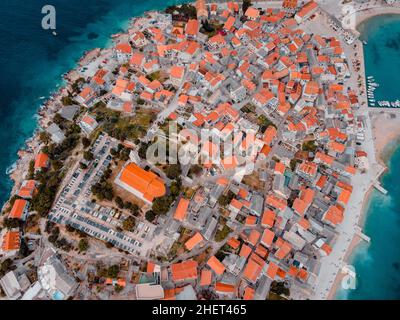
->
[0,0,184,207]
[337,15,400,300]
[360,14,400,105]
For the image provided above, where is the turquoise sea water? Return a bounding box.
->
[336,15,400,300]
[0,0,186,207]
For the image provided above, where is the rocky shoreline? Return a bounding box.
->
[1,13,146,214]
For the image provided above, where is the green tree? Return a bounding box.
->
[52,113,64,126]
[145,210,156,222]
[28,159,35,177]
[242,0,252,14]
[82,137,91,149]
[122,216,136,232]
[51,160,63,171]
[138,143,149,159]
[79,162,88,170]
[165,164,182,180]
[152,196,173,215]
[78,238,89,252]
[91,181,114,201]
[269,281,290,296]
[2,218,20,229]
[107,265,120,278]
[189,164,202,177]
[218,190,235,207]
[83,150,94,161]
[115,196,124,209]
[39,131,51,145]
[302,140,317,152]
[61,96,75,106]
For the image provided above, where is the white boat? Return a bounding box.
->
[6,162,17,175]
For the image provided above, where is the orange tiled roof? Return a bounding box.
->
[261,209,275,228]
[275,239,292,259]
[247,229,261,247]
[297,1,318,18]
[261,228,275,248]
[34,153,49,169]
[200,270,212,286]
[323,205,344,225]
[9,199,27,220]
[266,194,287,211]
[185,19,199,36]
[338,189,352,205]
[207,256,225,275]
[184,232,203,251]
[243,287,255,300]
[215,282,235,293]
[119,163,166,202]
[115,43,132,54]
[227,237,240,250]
[266,262,279,279]
[245,215,257,226]
[174,198,190,222]
[245,7,259,19]
[171,260,198,282]
[239,244,252,258]
[17,180,36,199]
[1,231,20,251]
[243,255,264,283]
[170,66,185,79]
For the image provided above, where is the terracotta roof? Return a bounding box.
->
[1,231,20,251]
[323,205,344,225]
[243,255,264,283]
[34,153,49,169]
[200,270,212,286]
[266,262,279,279]
[17,180,36,199]
[239,244,252,258]
[227,237,241,250]
[261,228,275,248]
[247,229,261,247]
[118,163,166,202]
[245,215,257,226]
[184,232,203,251]
[174,198,190,222]
[275,239,292,259]
[243,287,255,300]
[296,0,318,18]
[170,66,185,79]
[245,7,260,19]
[9,199,28,220]
[185,19,199,36]
[261,209,275,228]
[207,256,225,276]
[274,162,286,175]
[115,43,132,54]
[171,260,198,282]
[337,189,352,205]
[215,282,235,293]
[265,194,287,211]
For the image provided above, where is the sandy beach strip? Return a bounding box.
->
[325,111,400,299]
[370,111,400,165]
[354,6,400,28]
